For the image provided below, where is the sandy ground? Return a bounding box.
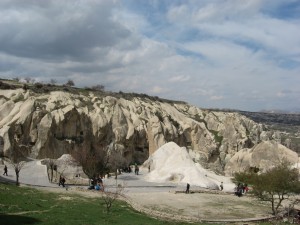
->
[0,161,275,223]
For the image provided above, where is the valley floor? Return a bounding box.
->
[0,161,286,223]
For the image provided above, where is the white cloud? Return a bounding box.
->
[276,92,286,97]
[151,86,165,94]
[210,95,224,101]
[0,0,299,112]
[167,0,262,24]
[169,75,190,82]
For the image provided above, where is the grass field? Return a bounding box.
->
[0,182,209,225]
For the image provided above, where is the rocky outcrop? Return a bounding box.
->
[0,89,294,174]
[224,140,299,176]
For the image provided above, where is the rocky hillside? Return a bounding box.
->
[210,108,300,154]
[0,81,298,175]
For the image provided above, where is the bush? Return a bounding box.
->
[34,82,43,89]
[233,161,300,215]
[0,81,12,89]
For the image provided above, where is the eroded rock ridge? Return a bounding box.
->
[0,89,297,174]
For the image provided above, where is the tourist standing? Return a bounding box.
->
[59,175,66,187]
[135,164,139,175]
[3,165,8,176]
[220,182,223,191]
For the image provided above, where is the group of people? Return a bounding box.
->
[234,183,249,197]
[58,174,105,191]
[122,166,132,173]
[122,163,142,174]
[294,211,300,224]
[88,177,104,191]
[53,162,148,192]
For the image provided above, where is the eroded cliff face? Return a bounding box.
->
[0,89,285,173]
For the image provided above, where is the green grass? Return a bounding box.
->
[0,183,210,225]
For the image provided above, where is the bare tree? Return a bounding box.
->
[24,77,35,84]
[91,84,105,92]
[24,77,32,83]
[7,159,25,186]
[71,145,110,180]
[102,182,125,213]
[65,79,75,87]
[5,143,29,186]
[50,79,57,85]
[47,158,56,182]
[7,149,25,186]
[108,149,127,179]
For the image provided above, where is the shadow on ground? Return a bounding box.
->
[0,176,15,184]
[0,214,41,225]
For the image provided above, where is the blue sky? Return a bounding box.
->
[0,0,299,112]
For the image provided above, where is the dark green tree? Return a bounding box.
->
[233,161,300,215]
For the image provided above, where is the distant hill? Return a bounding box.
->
[237,111,300,126]
[204,107,300,126]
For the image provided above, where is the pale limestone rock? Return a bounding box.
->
[90,109,109,137]
[147,117,166,155]
[112,104,128,143]
[0,99,5,106]
[0,126,12,156]
[224,140,298,176]
[0,89,294,174]
[0,101,23,128]
[0,89,24,98]
[0,100,15,122]
[16,99,35,125]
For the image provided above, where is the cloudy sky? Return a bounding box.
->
[0,0,299,112]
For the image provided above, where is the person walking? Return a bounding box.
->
[185,183,190,194]
[220,182,223,191]
[61,176,66,187]
[3,165,8,176]
[59,175,66,187]
[134,164,139,175]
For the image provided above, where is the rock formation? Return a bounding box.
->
[224,140,299,176]
[0,88,297,174]
[144,142,234,190]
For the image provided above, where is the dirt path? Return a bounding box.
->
[125,191,272,222]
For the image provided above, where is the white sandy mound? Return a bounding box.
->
[144,142,235,191]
